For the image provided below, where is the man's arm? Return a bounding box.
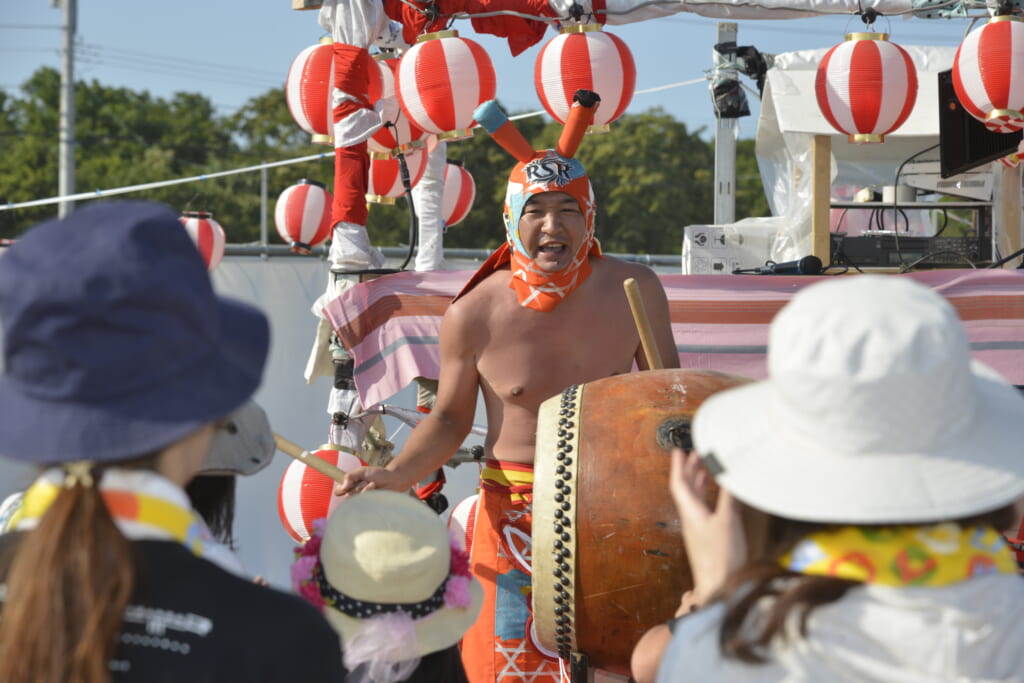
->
[336,300,481,495]
[632,266,679,370]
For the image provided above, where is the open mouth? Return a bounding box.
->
[538,243,567,257]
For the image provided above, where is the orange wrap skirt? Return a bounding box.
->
[460,460,561,683]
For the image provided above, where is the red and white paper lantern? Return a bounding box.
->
[396,30,496,140]
[274,179,334,255]
[442,163,475,228]
[535,25,636,130]
[367,150,428,204]
[179,211,226,271]
[368,56,429,156]
[815,32,917,143]
[999,152,1022,168]
[285,37,335,144]
[447,493,479,556]
[277,448,366,542]
[953,16,1024,134]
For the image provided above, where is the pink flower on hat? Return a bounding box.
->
[445,531,474,609]
[290,517,328,611]
[444,575,472,609]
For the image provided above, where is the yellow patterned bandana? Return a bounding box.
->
[780,524,1019,587]
[11,470,215,558]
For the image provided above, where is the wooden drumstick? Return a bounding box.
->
[273,433,349,485]
[623,278,664,370]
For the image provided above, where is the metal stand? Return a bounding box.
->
[570,652,589,683]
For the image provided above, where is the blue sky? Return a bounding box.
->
[2,1,969,142]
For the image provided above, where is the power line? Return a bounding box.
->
[0,24,61,30]
[76,54,279,91]
[1,152,335,212]
[78,42,284,80]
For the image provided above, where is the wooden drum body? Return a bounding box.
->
[533,368,749,674]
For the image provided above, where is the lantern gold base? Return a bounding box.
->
[398,140,426,154]
[366,194,397,205]
[311,133,333,145]
[438,128,475,142]
[846,32,888,42]
[586,124,611,135]
[848,133,885,144]
[369,151,393,162]
[418,29,458,43]
[560,24,602,34]
[987,109,1024,124]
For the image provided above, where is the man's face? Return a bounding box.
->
[516,191,587,273]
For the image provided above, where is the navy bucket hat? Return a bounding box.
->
[0,201,270,465]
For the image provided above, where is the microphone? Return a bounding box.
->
[734,255,823,276]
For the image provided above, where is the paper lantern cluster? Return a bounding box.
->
[815,32,917,144]
[285,37,335,145]
[815,15,1024,143]
[179,211,226,270]
[274,179,334,254]
[534,25,636,131]
[277,447,366,542]
[953,15,1024,134]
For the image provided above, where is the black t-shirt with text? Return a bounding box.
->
[0,534,346,682]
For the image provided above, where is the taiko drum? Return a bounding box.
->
[532,368,750,674]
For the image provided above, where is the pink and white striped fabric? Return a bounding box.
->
[322,269,1024,408]
[274,179,334,255]
[367,150,427,202]
[367,57,428,156]
[953,16,1024,134]
[277,448,366,543]
[396,31,496,138]
[285,40,334,140]
[178,211,225,271]
[442,163,475,227]
[815,34,917,143]
[534,27,636,127]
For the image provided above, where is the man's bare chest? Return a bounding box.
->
[474,304,638,406]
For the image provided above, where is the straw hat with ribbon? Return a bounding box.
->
[291,490,482,681]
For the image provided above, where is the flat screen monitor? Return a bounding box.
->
[937,69,1022,178]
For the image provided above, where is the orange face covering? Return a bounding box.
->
[502,150,601,312]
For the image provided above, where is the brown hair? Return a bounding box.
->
[717,504,1017,664]
[0,456,161,683]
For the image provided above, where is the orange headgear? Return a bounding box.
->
[472,91,603,311]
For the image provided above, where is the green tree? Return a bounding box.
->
[0,69,771,254]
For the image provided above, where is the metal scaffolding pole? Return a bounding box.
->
[713,22,737,225]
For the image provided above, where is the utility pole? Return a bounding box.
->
[56,0,77,217]
[713,22,737,225]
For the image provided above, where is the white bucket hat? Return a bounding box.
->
[693,275,1024,524]
[200,400,275,476]
[315,491,482,662]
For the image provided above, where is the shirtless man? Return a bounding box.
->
[338,96,677,682]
